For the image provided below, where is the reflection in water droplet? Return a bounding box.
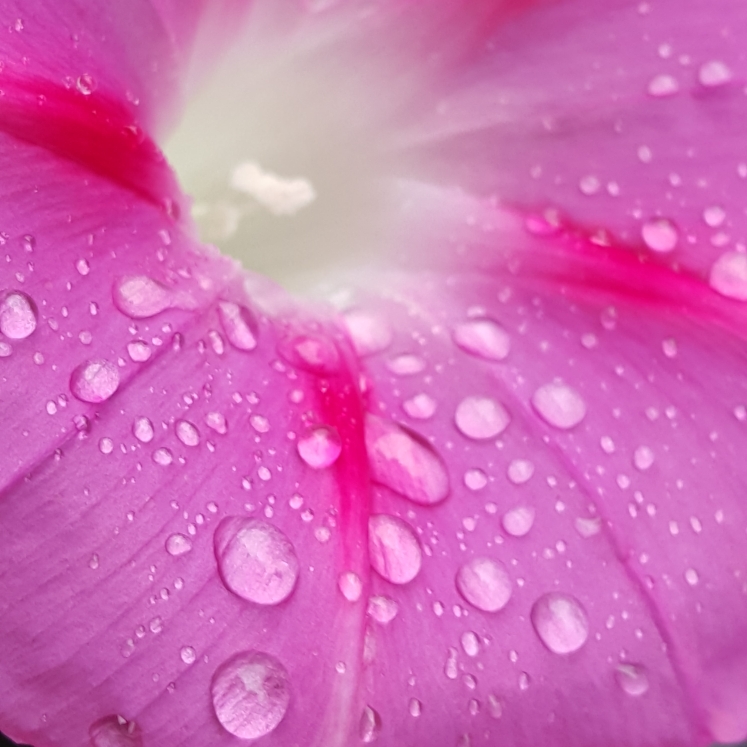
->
[365,414,449,505]
[180,646,196,665]
[279,333,340,374]
[615,663,650,696]
[70,359,119,403]
[709,252,747,301]
[176,420,200,447]
[0,291,37,339]
[218,301,258,351]
[368,514,422,584]
[214,517,299,605]
[507,459,534,484]
[531,592,589,654]
[166,533,193,557]
[297,426,342,469]
[453,319,510,361]
[641,218,678,253]
[343,310,392,356]
[455,396,510,440]
[532,382,586,430]
[339,571,363,602]
[359,705,382,743]
[456,558,512,612]
[502,506,535,537]
[367,595,399,624]
[403,393,437,420]
[113,276,173,318]
[211,650,290,739]
[89,715,142,747]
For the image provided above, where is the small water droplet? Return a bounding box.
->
[633,445,654,471]
[464,468,488,491]
[89,715,142,747]
[685,568,699,586]
[338,571,363,602]
[0,291,37,339]
[661,338,677,358]
[531,592,589,654]
[615,663,650,696]
[507,459,534,484]
[461,631,480,657]
[343,310,392,356]
[387,354,426,375]
[367,595,399,625]
[456,557,512,612]
[403,393,437,420]
[368,514,422,584]
[641,217,678,253]
[699,60,732,87]
[532,382,586,429]
[152,447,173,466]
[70,359,119,403]
[502,506,535,537]
[76,73,96,95]
[409,698,422,717]
[127,340,151,362]
[206,411,228,434]
[709,252,747,300]
[279,333,339,374]
[647,73,679,97]
[180,646,196,665]
[453,319,510,361]
[211,650,290,739]
[176,420,200,447]
[297,425,342,469]
[214,517,299,605]
[703,205,726,228]
[132,417,154,443]
[113,276,174,318]
[359,705,382,743]
[166,533,192,557]
[579,175,601,195]
[365,414,449,505]
[218,301,258,351]
[455,396,510,440]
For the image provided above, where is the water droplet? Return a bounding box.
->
[579,175,601,195]
[615,664,650,696]
[176,420,200,447]
[76,73,96,95]
[647,73,679,97]
[456,557,512,612]
[343,310,392,356]
[359,705,382,743]
[685,568,699,586]
[214,517,299,605]
[507,459,534,484]
[453,319,510,361]
[0,291,37,339]
[461,631,480,657]
[699,60,732,87]
[218,301,258,351]
[89,715,142,747]
[297,425,342,469]
[365,414,449,505]
[633,445,654,471]
[132,417,154,443]
[166,533,192,557]
[368,514,422,584]
[70,359,119,403]
[99,437,114,455]
[387,354,426,375]
[575,516,601,537]
[153,447,172,466]
[127,340,151,362]
[703,205,726,228]
[338,571,363,602]
[180,646,196,665]
[464,468,488,491]
[641,217,678,253]
[211,650,290,739]
[502,506,535,537]
[531,592,589,654]
[709,252,747,300]
[409,698,422,717]
[278,333,339,374]
[367,595,399,624]
[532,382,586,430]
[455,396,510,440]
[113,276,173,318]
[206,411,228,434]
[403,393,437,420]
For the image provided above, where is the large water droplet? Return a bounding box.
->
[70,359,119,403]
[502,506,535,537]
[461,631,480,657]
[166,533,193,557]
[507,459,534,484]
[113,276,173,318]
[633,445,654,471]
[453,319,510,361]
[0,291,37,339]
[176,420,200,447]
[368,514,422,585]
[367,595,399,625]
[531,592,589,654]
[278,333,340,374]
[709,252,747,301]
[641,218,678,253]
[365,415,449,505]
[615,663,650,696]
[127,340,151,362]
[647,73,679,97]
[218,301,258,351]
[211,650,290,739]
[359,705,382,743]
[455,396,510,440]
[343,310,392,356]
[338,570,363,602]
[89,715,142,747]
[214,517,299,605]
[699,60,732,87]
[403,393,437,420]
[297,425,342,469]
[455,558,512,612]
[532,382,586,429]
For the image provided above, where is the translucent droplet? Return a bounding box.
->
[456,557,512,612]
[368,514,422,585]
[367,595,399,625]
[338,571,363,602]
[278,333,339,374]
[453,319,510,361]
[461,631,480,657]
[615,663,650,696]
[703,205,726,228]
[709,252,747,301]
[532,382,586,430]
[647,73,679,97]
[531,592,589,654]
[685,568,699,586]
[180,646,196,665]
[455,396,510,440]
[218,301,258,351]
[403,393,437,420]
[365,414,449,505]
[343,310,392,356]
[464,468,488,491]
[211,650,290,739]
[575,516,602,537]
[176,420,200,447]
[129,417,153,443]
[387,354,426,375]
[70,359,119,403]
[99,437,114,455]
[297,426,342,469]
[89,715,142,747]
[502,506,535,537]
[113,276,173,318]
[127,340,151,362]
[166,533,192,557]
[206,411,228,435]
[152,447,172,466]
[444,647,459,679]
[633,445,654,471]
[214,517,299,605]
[507,459,534,484]
[359,705,382,743]
[579,175,601,195]
[641,217,678,253]
[409,698,422,717]
[0,291,37,339]
[76,73,96,95]
[699,60,732,87]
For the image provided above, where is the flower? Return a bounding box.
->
[0,1,746,746]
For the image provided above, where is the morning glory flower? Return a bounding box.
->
[1,1,746,747]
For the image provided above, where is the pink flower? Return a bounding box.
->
[1,1,746,746]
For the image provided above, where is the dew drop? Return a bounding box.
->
[387,354,426,375]
[211,650,290,739]
[206,411,228,434]
[76,73,96,95]
[502,506,535,537]
[409,698,422,717]
[461,631,480,657]
[453,319,510,361]
[633,445,654,471]
[685,568,699,586]
[70,359,119,403]
[99,437,114,455]
[699,60,732,87]
[532,382,586,430]
[647,73,679,97]
[456,557,512,612]
[368,514,422,584]
[89,715,142,747]
[615,663,650,696]
[338,571,363,602]
[166,533,192,557]
[367,595,399,625]
[152,447,172,466]
[575,516,602,537]
[218,301,258,351]
[464,468,488,491]
[365,414,449,505]
[641,217,678,253]
[180,646,196,665]
[507,459,534,484]
[455,396,510,440]
[709,252,747,301]
[0,291,37,339]
[127,340,151,362]
[113,276,173,318]
[214,517,299,605]
[297,425,342,469]
[703,205,726,228]
[343,310,392,356]
[359,705,382,743]
[402,393,437,420]
[278,333,339,374]
[176,420,200,447]
[531,592,589,654]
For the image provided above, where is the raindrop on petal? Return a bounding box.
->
[615,663,650,696]
[113,276,173,318]
[218,301,258,351]
[359,705,382,743]
[89,715,142,747]
[531,592,589,654]
[402,393,437,420]
[278,333,340,374]
[641,217,678,253]
[0,290,37,339]
[343,310,392,356]
[166,533,192,557]
[507,459,534,484]
[70,359,119,403]
[338,571,363,602]
[368,514,422,584]
[699,60,732,87]
[453,319,510,361]
[176,420,200,447]
[455,396,510,440]
[367,595,399,625]
[297,426,342,469]
[502,506,535,537]
[456,557,512,612]
[709,252,747,301]
[532,382,586,430]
